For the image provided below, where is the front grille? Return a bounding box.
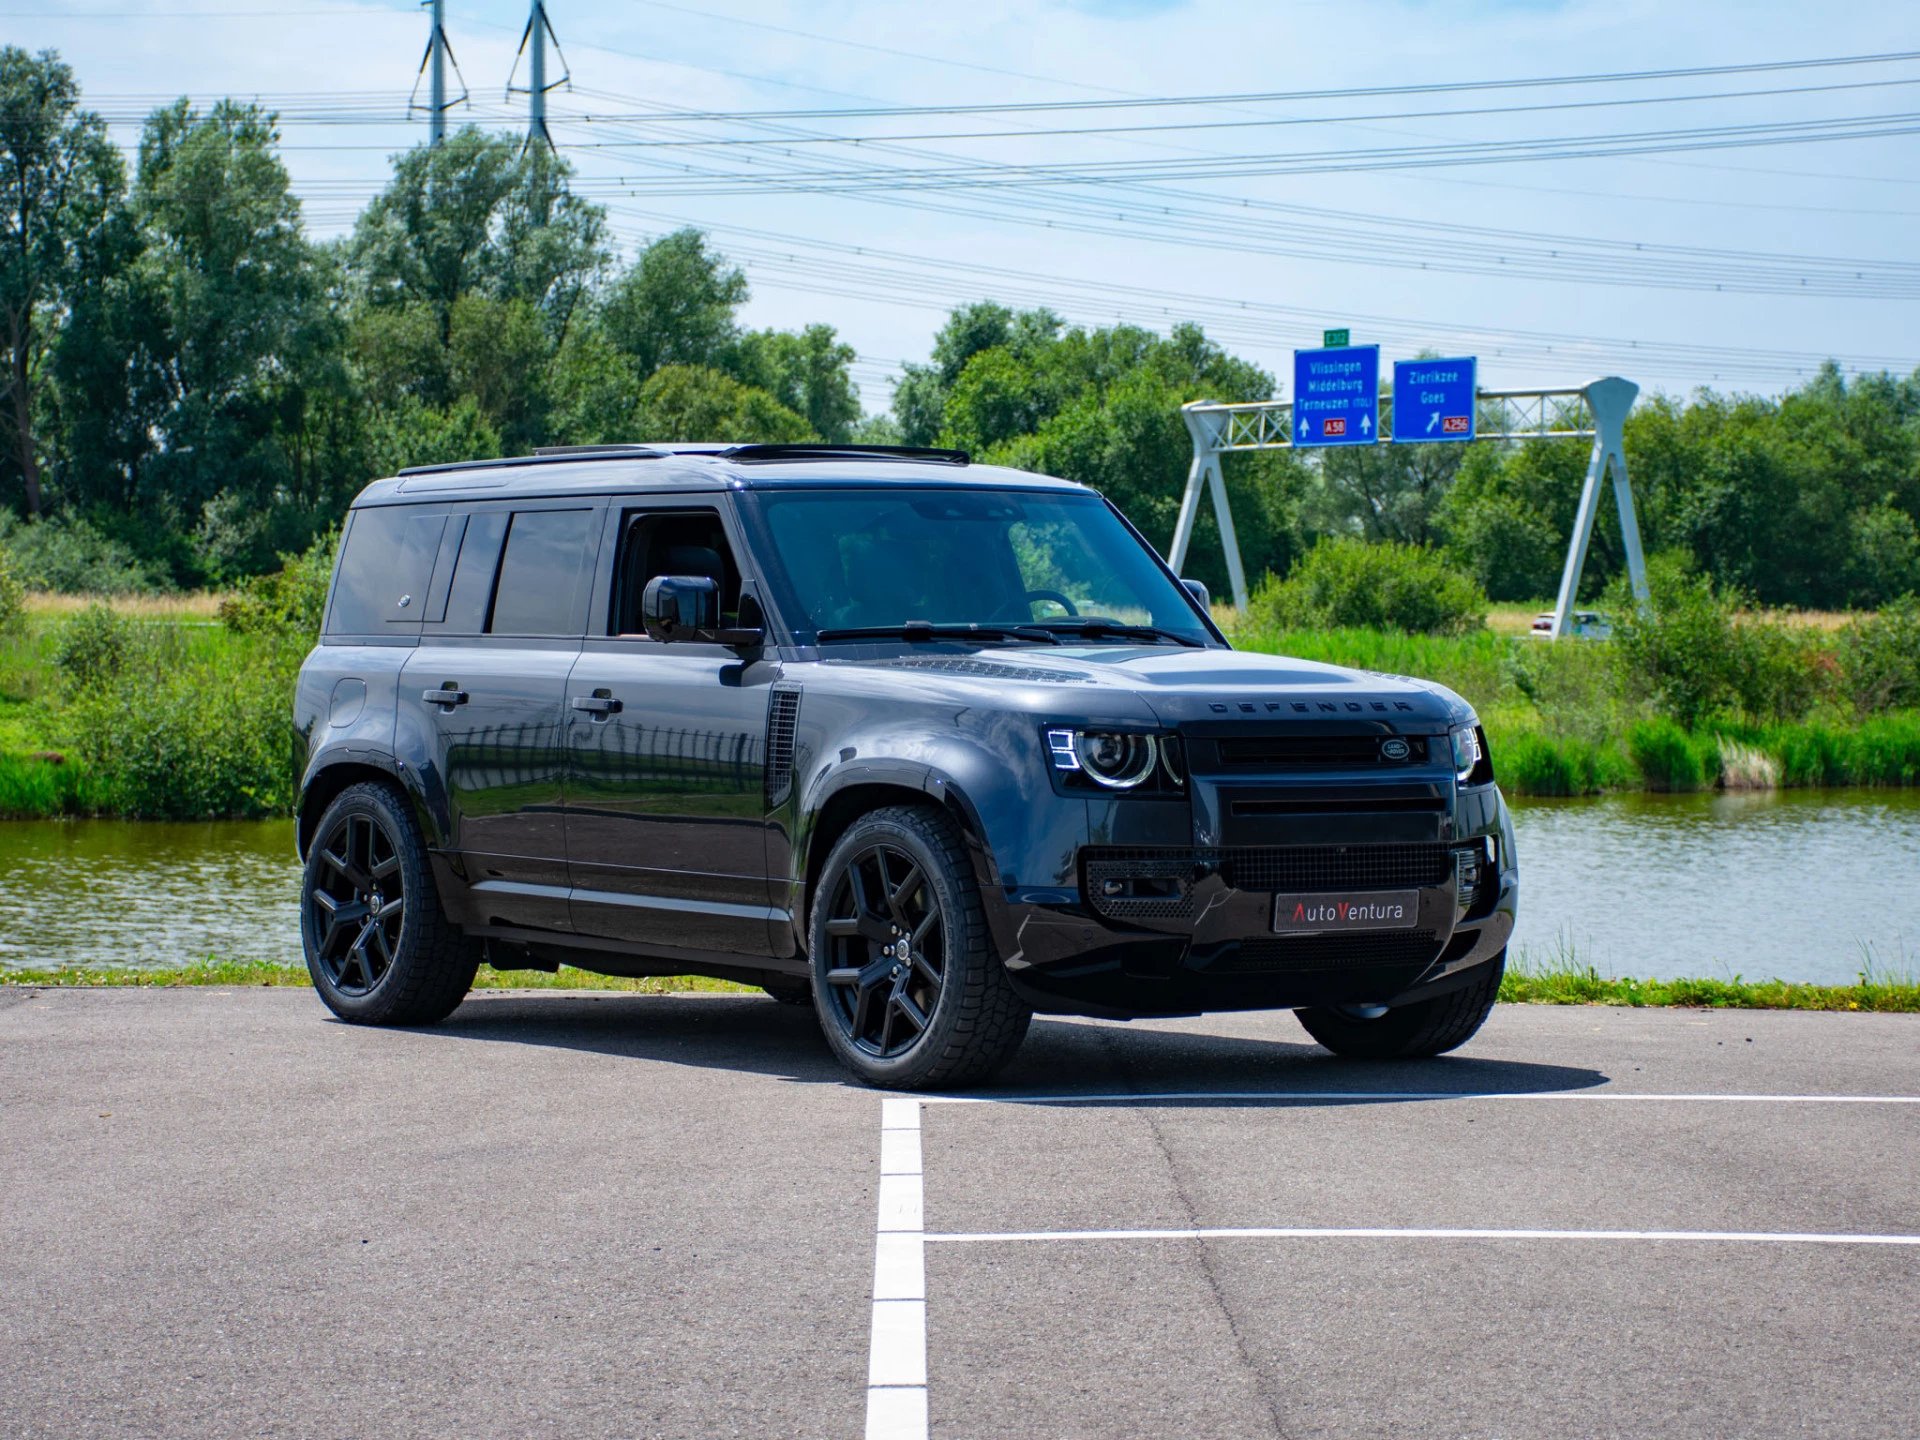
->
[1220,843,1452,892]
[1078,844,1453,921]
[1215,734,1429,768]
[1212,930,1439,974]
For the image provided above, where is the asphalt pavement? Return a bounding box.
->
[1,987,1915,1439]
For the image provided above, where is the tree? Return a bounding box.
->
[347,128,606,340]
[0,47,125,515]
[600,228,747,379]
[728,323,858,442]
[128,99,346,575]
[635,364,813,444]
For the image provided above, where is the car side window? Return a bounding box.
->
[487,508,597,636]
[609,509,745,636]
[326,506,447,636]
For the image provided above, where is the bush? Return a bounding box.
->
[0,546,23,634]
[63,632,297,819]
[0,512,169,594]
[219,533,338,637]
[51,603,136,686]
[1837,596,1920,716]
[1251,537,1486,636]
[1607,559,1822,728]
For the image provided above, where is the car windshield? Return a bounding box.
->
[754,487,1212,643]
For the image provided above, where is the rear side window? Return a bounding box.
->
[488,508,596,636]
[327,507,446,635]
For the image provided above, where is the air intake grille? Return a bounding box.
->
[1213,931,1439,973]
[1220,844,1452,892]
[764,685,801,807]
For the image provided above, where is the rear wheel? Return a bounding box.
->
[810,805,1030,1089]
[1296,950,1505,1059]
[301,781,479,1026]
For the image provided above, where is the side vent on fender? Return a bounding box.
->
[765,683,802,807]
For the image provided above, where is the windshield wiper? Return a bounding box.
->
[1028,618,1204,648]
[815,621,1062,645]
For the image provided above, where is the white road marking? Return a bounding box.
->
[866,1099,928,1440]
[917,1089,1920,1107]
[924,1226,1920,1247]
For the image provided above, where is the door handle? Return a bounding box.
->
[423,687,468,707]
[571,693,622,715]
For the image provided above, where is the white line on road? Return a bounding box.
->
[866,1098,928,1440]
[917,1090,1920,1107]
[924,1225,1920,1247]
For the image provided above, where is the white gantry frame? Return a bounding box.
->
[1172,375,1651,638]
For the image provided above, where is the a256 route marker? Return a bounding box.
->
[1391,356,1477,444]
[1292,342,1379,448]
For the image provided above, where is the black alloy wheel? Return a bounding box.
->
[810,805,1031,1090]
[300,781,479,1026]
[308,809,406,996]
[822,842,946,1059]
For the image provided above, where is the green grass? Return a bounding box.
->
[5,956,1913,1012]
[1501,933,1920,1012]
[0,957,759,993]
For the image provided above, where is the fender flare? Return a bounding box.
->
[296,746,445,858]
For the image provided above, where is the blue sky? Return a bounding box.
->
[13,0,1919,409]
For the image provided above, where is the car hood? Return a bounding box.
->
[818,643,1470,730]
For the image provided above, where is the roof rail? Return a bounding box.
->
[397,448,666,478]
[716,443,971,466]
[531,444,665,457]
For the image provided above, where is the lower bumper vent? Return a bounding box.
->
[1210,930,1440,974]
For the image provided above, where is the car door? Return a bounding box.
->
[400,501,602,934]
[563,500,783,955]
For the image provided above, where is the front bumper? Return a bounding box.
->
[998,821,1517,1019]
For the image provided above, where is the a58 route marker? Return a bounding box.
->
[1391,356,1477,444]
[1291,343,1380,448]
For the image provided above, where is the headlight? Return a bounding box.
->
[1450,723,1490,785]
[1045,728,1180,792]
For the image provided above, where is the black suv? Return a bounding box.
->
[293,443,1516,1087]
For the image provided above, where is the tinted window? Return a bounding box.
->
[328,507,446,634]
[488,509,595,636]
[439,510,508,633]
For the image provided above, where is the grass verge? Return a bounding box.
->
[0,958,757,994]
[5,958,1914,1012]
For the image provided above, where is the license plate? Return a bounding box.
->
[1272,891,1419,934]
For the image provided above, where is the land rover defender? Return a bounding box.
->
[293,443,1516,1087]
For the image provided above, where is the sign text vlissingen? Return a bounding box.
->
[1292,344,1380,449]
[1390,356,1477,444]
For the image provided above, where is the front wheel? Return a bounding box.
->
[301,781,479,1026]
[1295,949,1505,1059]
[810,805,1031,1089]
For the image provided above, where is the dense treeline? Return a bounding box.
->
[3,47,1918,608]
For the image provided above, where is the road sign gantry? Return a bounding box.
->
[1171,373,1649,639]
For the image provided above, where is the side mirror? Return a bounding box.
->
[642,575,719,643]
[1181,578,1211,610]
[640,575,765,648]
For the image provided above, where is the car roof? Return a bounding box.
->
[348,443,1091,508]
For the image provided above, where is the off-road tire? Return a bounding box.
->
[301,781,480,1026]
[810,805,1031,1089]
[1295,949,1505,1059]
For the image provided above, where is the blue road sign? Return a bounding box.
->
[1292,344,1379,447]
[1391,357,1477,443]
